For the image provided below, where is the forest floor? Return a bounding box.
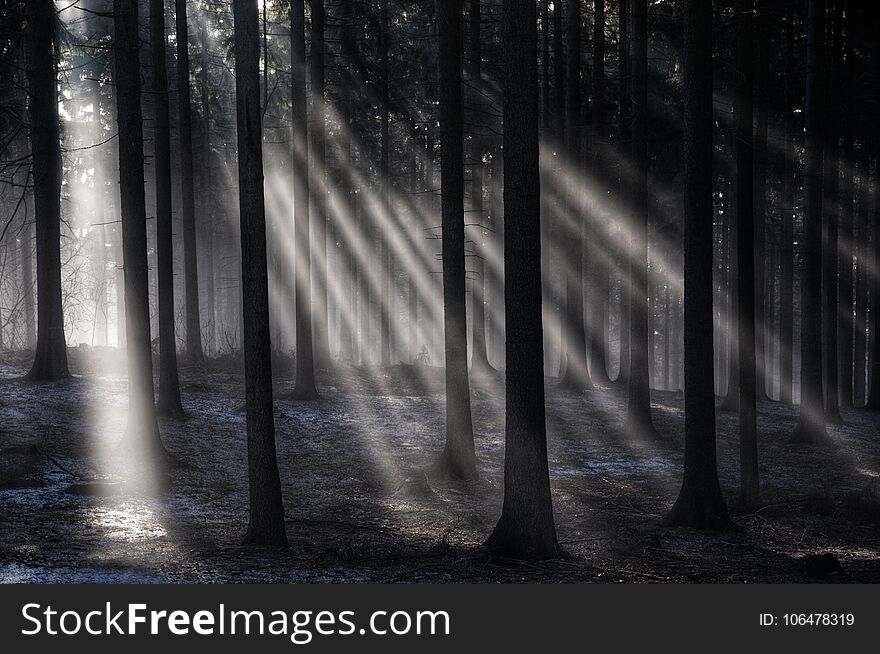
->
[1,346,879,583]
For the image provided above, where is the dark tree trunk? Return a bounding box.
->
[487,0,561,560]
[589,0,611,385]
[792,0,828,441]
[437,0,477,480]
[175,0,203,362]
[753,0,770,402]
[624,0,658,438]
[780,7,796,406]
[559,0,592,390]
[152,0,185,419]
[734,0,759,506]
[24,0,69,381]
[22,206,36,350]
[822,2,843,424]
[290,0,318,399]
[231,0,288,546]
[310,0,331,368]
[553,0,566,377]
[853,149,869,407]
[616,0,630,385]
[469,0,492,373]
[838,4,854,409]
[197,21,216,356]
[379,0,393,367]
[114,0,164,462]
[867,7,880,410]
[666,0,733,530]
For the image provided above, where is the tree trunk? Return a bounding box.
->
[24,0,69,381]
[559,0,592,390]
[231,0,288,546]
[625,0,658,438]
[469,0,492,373]
[753,0,770,402]
[838,4,854,409]
[866,7,880,410]
[289,0,318,399]
[487,0,561,559]
[822,2,843,424]
[151,0,185,419]
[172,0,203,363]
[792,0,828,441]
[666,0,734,530]
[198,20,216,356]
[616,0,631,386]
[734,0,759,506]
[114,0,164,463]
[780,6,796,406]
[853,149,869,407]
[437,0,477,480]
[310,0,331,368]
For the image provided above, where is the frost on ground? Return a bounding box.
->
[1,347,879,583]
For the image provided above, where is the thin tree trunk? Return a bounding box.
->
[822,2,843,424]
[793,0,828,441]
[437,0,477,480]
[559,0,592,390]
[114,0,164,462]
[152,0,185,419]
[290,0,318,399]
[734,0,759,506]
[379,0,393,367]
[838,3,854,409]
[310,0,331,367]
[625,0,658,438]
[866,7,880,410]
[780,6,796,406]
[174,0,203,362]
[616,0,631,385]
[753,0,770,401]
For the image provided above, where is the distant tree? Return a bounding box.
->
[468,0,493,373]
[822,2,843,424]
[437,0,477,479]
[175,0,203,363]
[290,0,318,400]
[559,0,592,390]
[624,0,658,439]
[866,5,880,411]
[151,0,184,419]
[310,0,331,368]
[616,0,630,386]
[838,1,855,410]
[232,0,288,545]
[487,0,561,560]
[792,0,828,441]
[779,5,797,406]
[379,0,393,368]
[114,0,164,460]
[24,0,68,381]
[753,0,770,402]
[734,0,759,506]
[666,0,734,530]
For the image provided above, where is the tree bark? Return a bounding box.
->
[289,0,318,399]
[114,0,165,463]
[624,0,658,438]
[780,6,796,406]
[152,0,185,419]
[232,0,288,546]
[487,0,561,559]
[24,0,69,381]
[792,0,828,441]
[666,0,733,530]
[437,0,477,480]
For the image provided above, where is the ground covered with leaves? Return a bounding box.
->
[1,347,878,583]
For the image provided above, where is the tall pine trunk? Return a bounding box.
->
[232,0,288,546]
[152,0,184,419]
[290,0,318,399]
[487,0,561,559]
[734,0,759,505]
[114,0,164,462]
[666,0,732,531]
[25,0,69,381]
[437,0,477,480]
[792,0,828,441]
[625,0,658,438]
